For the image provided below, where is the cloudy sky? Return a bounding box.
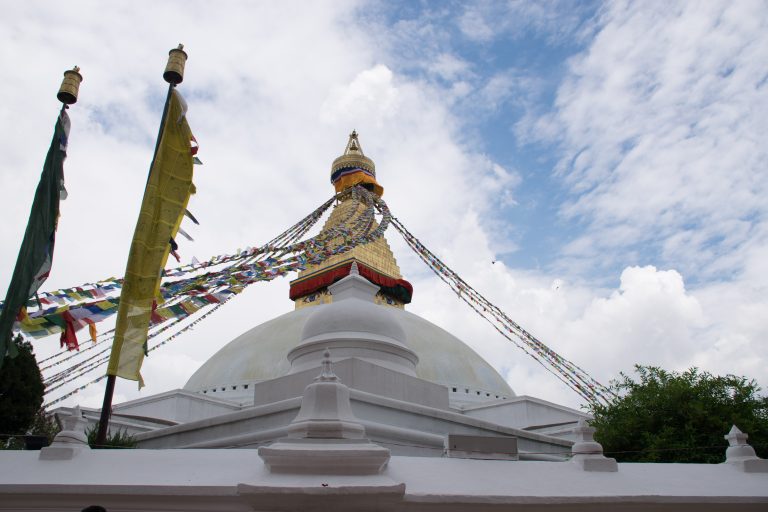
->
[1,0,766,410]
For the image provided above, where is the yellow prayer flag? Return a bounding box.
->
[155,307,174,320]
[107,90,195,386]
[94,300,116,311]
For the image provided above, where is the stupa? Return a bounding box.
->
[4,133,767,511]
[53,132,588,455]
[183,132,517,409]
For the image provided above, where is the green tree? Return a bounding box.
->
[589,366,768,463]
[28,408,61,443]
[0,335,44,439]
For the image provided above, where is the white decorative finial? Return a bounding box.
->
[40,406,90,460]
[570,418,617,472]
[573,418,603,448]
[316,348,338,382]
[725,425,749,447]
[350,261,360,276]
[61,405,88,432]
[260,345,390,475]
[725,425,768,472]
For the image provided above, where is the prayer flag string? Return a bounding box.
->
[371,192,613,406]
[39,187,391,404]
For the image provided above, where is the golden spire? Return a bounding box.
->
[290,132,410,310]
[330,131,382,196]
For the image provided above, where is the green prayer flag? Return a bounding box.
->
[0,109,70,367]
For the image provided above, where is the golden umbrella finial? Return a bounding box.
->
[334,130,374,172]
[345,130,363,155]
[57,66,83,105]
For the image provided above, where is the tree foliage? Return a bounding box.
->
[589,366,768,463]
[28,408,61,443]
[0,335,44,437]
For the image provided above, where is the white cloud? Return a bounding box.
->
[321,65,400,125]
[427,53,472,82]
[458,8,495,42]
[542,0,768,280]
[563,266,707,371]
[410,257,764,410]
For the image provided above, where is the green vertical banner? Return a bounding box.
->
[0,109,70,366]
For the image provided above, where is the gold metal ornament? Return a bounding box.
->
[57,66,83,105]
[331,130,376,177]
[163,44,188,84]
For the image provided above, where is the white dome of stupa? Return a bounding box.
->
[184,300,515,405]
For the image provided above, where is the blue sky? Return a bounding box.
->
[0,0,766,409]
[363,2,595,268]
[367,2,594,273]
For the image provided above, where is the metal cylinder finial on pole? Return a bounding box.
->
[163,44,188,84]
[57,66,83,105]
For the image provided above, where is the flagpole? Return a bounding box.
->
[0,67,82,365]
[146,85,176,185]
[96,45,188,447]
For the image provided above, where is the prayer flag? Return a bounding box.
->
[107,90,195,386]
[0,109,70,365]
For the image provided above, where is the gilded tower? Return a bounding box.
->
[289,132,413,309]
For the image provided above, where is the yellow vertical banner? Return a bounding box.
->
[107,90,194,385]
